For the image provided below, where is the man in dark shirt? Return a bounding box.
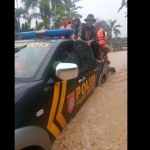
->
[77,14,97,47]
[77,14,99,59]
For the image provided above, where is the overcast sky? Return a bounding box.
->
[15,0,127,37]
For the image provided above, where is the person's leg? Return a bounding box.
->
[103,54,110,64]
[90,42,102,63]
[91,42,99,58]
[105,45,111,64]
[106,59,111,65]
[102,44,110,56]
[100,44,111,62]
[97,45,105,62]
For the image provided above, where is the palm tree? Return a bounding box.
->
[20,0,83,29]
[108,19,121,36]
[22,0,51,30]
[21,0,57,29]
[63,0,82,19]
[107,19,122,51]
[100,19,121,51]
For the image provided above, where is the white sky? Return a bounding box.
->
[15,0,127,37]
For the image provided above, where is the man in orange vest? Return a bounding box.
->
[95,20,112,63]
[60,14,75,39]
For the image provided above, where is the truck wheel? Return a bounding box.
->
[21,146,44,150]
[96,67,104,87]
[101,74,106,84]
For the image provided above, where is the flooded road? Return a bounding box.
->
[51,51,127,150]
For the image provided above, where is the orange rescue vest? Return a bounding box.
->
[97,28,106,46]
[60,24,73,38]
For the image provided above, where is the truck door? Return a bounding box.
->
[45,41,77,140]
[72,42,99,115]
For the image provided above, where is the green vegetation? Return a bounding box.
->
[15,0,124,40]
[15,0,83,31]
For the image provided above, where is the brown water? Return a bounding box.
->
[51,51,127,150]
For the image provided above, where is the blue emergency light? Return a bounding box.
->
[18,31,37,37]
[18,29,76,38]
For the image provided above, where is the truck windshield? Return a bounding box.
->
[15,42,54,80]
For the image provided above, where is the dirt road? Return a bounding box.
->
[51,51,127,150]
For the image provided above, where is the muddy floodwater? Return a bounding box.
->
[51,51,127,150]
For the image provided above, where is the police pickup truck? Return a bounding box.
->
[15,29,109,150]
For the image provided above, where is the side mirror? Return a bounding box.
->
[55,63,78,80]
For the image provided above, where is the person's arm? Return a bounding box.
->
[84,27,97,46]
[84,39,94,46]
[77,24,83,41]
[105,31,112,41]
[71,24,76,39]
[71,34,75,39]
[77,36,83,41]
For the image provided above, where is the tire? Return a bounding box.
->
[96,65,104,87]
[21,146,44,150]
[101,74,106,84]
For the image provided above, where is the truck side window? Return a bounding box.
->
[55,43,80,67]
[75,43,92,69]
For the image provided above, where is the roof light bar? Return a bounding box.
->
[45,29,76,36]
[36,30,47,35]
[18,29,76,38]
[18,31,37,38]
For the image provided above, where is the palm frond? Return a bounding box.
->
[113,29,121,35]
[118,0,127,12]
[113,24,122,29]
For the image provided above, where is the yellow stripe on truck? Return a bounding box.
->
[47,82,61,137]
[56,80,67,129]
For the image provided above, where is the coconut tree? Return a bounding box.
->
[24,0,51,30]
[106,19,122,50]
[63,0,82,20]
[21,0,83,29]
[107,19,121,40]
[21,0,58,29]
[99,19,121,51]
